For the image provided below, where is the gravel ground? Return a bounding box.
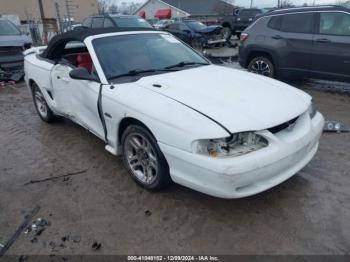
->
[0,73,350,256]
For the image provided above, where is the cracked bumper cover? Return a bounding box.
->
[159,111,324,198]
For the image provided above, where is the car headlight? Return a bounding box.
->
[308,100,317,119]
[193,132,268,158]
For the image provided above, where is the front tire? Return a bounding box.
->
[121,125,171,190]
[247,56,275,78]
[32,83,56,122]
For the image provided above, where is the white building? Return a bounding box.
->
[134,0,235,20]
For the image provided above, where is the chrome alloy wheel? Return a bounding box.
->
[34,90,48,118]
[124,133,159,185]
[250,60,272,77]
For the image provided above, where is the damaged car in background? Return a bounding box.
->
[24,28,324,199]
[0,18,32,81]
[165,20,227,49]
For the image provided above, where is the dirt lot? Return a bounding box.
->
[0,75,350,256]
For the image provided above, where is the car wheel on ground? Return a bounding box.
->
[32,83,57,122]
[121,124,171,190]
[248,56,275,78]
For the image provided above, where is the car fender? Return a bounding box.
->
[100,82,229,155]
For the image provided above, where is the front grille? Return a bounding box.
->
[0,46,23,55]
[268,117,298,134]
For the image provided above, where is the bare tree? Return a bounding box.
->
[335,0,350,6]
[109,4,119,14]
[97,0,112,14]
[280,0,295,7]
[97,0,142,15]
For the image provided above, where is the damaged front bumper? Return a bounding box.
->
[0,53,25,82]
[159,111,324,199]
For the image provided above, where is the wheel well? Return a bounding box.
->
[118,117,155,143]
[28,79,36,91]
[248,51,275,67]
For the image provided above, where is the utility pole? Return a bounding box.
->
[38,0,47,44]
[65,0,74,27]
[250,0,253,8]
[38,0,45,20]
[55,2,62,33]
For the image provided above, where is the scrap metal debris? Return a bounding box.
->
[71,235,81,243]
[24,218,50,234]
[324,121,350,133]
[0,205,40,257]
[25,217,51,245]
[91,241,102,251]
[24,169,88,186]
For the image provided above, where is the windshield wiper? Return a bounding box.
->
[107,68,177,81]
[164,61,209,70]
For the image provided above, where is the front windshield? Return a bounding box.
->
[93,33,208,81]
[0,20,21,35]
[186,21,207,31]
[111,16,152,28]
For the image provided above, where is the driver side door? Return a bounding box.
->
[50,62,104,139]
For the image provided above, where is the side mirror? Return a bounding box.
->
[69,67,99,82]
[183,29,191,34]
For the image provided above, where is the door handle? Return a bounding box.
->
[56,76,61,79]
[316,38,331,43]
[272,35,283,40]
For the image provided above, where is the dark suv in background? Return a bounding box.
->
[234,8,267,37]
[82,15,153,29]
[239,6,350,82]
[221,8,266,38]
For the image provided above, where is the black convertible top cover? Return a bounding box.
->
[41,27,158,59]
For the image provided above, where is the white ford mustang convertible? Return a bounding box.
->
[24,28,324,198]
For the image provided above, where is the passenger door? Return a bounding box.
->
[51,63,104,138]
[311,12,350,79]
[268,13,315,75]
[50,63,75,118]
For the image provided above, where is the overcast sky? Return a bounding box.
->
[112,0,338,8]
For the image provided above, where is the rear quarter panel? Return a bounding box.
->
[24,52,55,109]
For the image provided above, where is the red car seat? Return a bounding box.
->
[77,54,92,73]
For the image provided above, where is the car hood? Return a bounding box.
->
[0,34,31,47]
[136,65,311,134]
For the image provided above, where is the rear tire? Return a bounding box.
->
[247,56,275,78]
[121,124,171,191]
[32,83,57,122]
